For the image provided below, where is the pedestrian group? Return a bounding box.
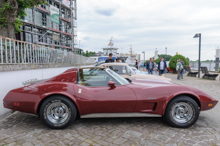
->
[105,53,185,80]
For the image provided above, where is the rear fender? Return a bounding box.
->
[35,92,83,115]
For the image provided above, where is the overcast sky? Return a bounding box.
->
[77,0,220,61]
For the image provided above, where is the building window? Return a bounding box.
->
[20,32,24,41]
[25,32,32,43]
[24,9,33,22]
[61,8,65,18]
[25,25,31,31]
[42,13,47,26]
[35,11,43,26]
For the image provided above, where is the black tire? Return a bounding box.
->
[40,95,77,129]
[164,96,199,128]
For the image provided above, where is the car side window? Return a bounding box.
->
[78,68,120,87]
[108,66,127,75]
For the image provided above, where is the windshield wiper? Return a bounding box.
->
[125,78,132,83]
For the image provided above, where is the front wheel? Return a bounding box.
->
[164,96,199,128]
[40,95,77,129]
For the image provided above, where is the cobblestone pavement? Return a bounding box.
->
[1,73,220,146]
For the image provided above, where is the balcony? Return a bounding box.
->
[60,16,71,23]
[37,5,49,13]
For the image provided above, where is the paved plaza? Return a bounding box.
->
[0,73,220,146]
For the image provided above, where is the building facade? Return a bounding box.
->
[16,0,77,52]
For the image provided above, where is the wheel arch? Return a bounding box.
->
[162,93,201,115]
[36,93,82,117]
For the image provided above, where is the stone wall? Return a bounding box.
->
[0,66,85,117]
[0,63,93,72]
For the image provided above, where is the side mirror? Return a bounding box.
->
[108,81,115,86]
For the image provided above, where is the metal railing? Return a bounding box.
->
[189,62,217,72]
[0,36,95,65]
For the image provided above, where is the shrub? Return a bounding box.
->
[154,58,160,64]
[145,60,149,64]
[169,54,189,69]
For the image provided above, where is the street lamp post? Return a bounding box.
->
[142,51,145,62]
[79,40,81,48]
[193,33,201,78]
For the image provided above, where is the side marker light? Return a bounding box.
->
[14,102,20,106]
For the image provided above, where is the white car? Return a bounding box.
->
[99,63,171,81]
[130,66,138,72]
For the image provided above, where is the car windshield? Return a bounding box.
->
[107,69,130,85]
[107,66,127,75]
[95,61,105,66]
[127,65,136,75]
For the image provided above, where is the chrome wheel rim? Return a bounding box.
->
[171,102,194,124]
[46,101,69,124]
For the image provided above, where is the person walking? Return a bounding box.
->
[180,59,184,79]
[176,59,183,80]
[153,59,157,75]
[146,58,155,74]
[135,60,138,69]
[143,61,146,69]
[138,61,141,70]
[158,57,167,76]
[105,53,115,63]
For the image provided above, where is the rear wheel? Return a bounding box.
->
[40,95,77,129]
[164,96,199,128]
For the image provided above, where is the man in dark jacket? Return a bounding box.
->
[135,60,138,69]
[158,57,167,76]
[180,59,184,79]
[105,53,115,63]
[146,58,155,74]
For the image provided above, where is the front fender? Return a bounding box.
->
[161,91,201,115]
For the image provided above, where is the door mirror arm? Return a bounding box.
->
[108,81,116,89]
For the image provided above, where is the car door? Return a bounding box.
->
[74,68,137,115]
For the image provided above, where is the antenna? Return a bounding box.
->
[108,37,114,47]
[129,44,132,57]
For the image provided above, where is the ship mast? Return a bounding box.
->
[129,44,133,57]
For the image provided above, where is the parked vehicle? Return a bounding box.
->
[99,63,171,81]
[3,67,218,129]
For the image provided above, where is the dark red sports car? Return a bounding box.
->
[3,67,218,129]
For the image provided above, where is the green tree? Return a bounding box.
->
[0,0,45,39]
[186,57,190,62]
[169,54,189,69]
[82,51,97,57]
[158,54,172,61]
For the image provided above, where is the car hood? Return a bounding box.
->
[124,78,181,99]
[127,78,174,88]
[132,73,171,81]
